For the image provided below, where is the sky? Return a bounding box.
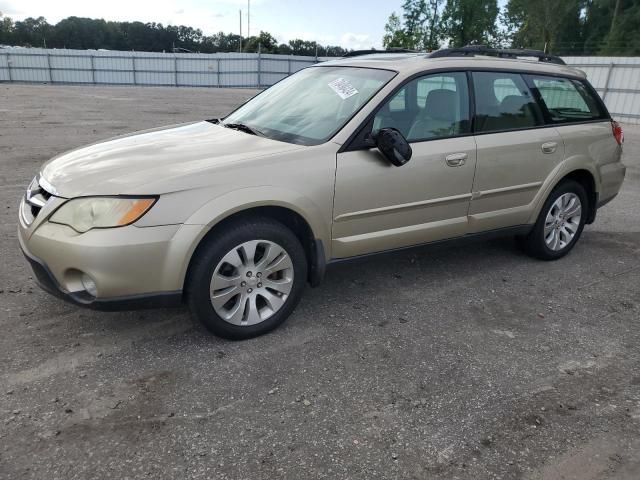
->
[0,0,410,50]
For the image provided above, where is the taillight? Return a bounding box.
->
[612,120,624,146]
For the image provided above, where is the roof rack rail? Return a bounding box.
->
[427,45,566,65]
[343,48,421,58]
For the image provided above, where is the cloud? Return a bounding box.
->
[340,33,373,50]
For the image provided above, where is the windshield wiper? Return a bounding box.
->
[223,122,265,137]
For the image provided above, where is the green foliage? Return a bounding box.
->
[383,12,411,48]
[383,0,443,50]
[503,0,583,53]
[382,0,639,56]
[600,0,640,55]
[0,15,348,56]
[440,0,499,47]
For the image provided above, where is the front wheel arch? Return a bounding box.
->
[184,206,325,299]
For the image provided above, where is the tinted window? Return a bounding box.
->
[373,72,470,142]
[388,88,406,112]
[527,75,607,123]
[472,72,542,133]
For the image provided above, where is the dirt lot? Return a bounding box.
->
[1,84,639,480]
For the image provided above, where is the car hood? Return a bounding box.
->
[40,121,305,197]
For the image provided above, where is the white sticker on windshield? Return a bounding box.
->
[328,78,359,100]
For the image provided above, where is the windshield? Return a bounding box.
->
[222,66,396,145]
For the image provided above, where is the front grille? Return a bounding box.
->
[23,176,53,224]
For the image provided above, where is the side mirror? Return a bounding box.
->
[372,128,412,167]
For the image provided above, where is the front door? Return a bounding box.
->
[332,72,477,258]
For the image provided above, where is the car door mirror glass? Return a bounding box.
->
[372,128,412,167]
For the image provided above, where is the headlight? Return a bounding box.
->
[50,197,157,233]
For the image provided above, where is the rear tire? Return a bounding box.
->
[187,218,307,340]
[517,180,588,260]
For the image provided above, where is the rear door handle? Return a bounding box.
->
[445,153,468,167]
[541,142,558,154]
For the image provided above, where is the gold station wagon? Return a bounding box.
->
[19,46,626,339]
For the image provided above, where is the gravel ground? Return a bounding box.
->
[1,84,639,480]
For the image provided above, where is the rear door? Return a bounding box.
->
[468,71,564,233]
[524,74,621,201]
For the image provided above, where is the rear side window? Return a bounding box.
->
[472,72,543,133]
[526,75,607,123]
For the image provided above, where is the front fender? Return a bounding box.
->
[163,186,331,289]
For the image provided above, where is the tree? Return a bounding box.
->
[382,0,443,50]
[383,12,411,48]
[441,0,499,47]
[403,0,444,50]
[602,0,640,54]
[0,12,15,45]
[503,0,583,53]
[13,16,51,47]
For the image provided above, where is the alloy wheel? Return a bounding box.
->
[210,240,294,326]
[544,192,582,251]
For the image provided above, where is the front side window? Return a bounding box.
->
[372,72,470,142]
[473,72,543,133]
[527,75,607,123]
[223,66,395,145]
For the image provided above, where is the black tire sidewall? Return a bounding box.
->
[187,219,307,340]
[532,180,588,260]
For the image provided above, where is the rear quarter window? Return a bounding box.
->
[526,75,608,123]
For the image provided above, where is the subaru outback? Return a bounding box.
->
[19,47,626,339]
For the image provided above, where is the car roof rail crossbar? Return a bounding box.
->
[343,48,422,58]
[427,45,566,65]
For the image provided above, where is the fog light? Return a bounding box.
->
[81,274,98,297]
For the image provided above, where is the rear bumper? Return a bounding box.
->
[21,246,183,311]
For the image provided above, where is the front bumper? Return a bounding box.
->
[18,198,203,310]
[21,246,182,311]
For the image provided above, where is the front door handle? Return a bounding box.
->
[445,153,468,167]
[541,142,558,154]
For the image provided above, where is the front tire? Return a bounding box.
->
[187,218,307,340]
[518,180,588,260]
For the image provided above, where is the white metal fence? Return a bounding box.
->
[563,56,640,124]
[1,48,639,124]
[0,48,330,88]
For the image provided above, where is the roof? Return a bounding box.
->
[319,54,586,79]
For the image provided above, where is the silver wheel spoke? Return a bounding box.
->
[212,273,241,289]
[255,243,283,270]
[263,277,293,294]
[211,286,241,309]
[244,295,262,325]
[224,294,246,324]
[209,239,295,326]
[263,254,293,275]
[260,290,286,312]
[238,240,261,267]
[550,229,560,250]
[565,203,581,219]
[544,222,555,236]
[565,220,579,234]
[220,248,244,269]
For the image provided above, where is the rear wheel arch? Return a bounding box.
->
[554,169,598,224]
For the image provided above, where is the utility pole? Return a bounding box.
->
[239,9,243,52]
[610,0,622,36]
[247,0,251,39]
